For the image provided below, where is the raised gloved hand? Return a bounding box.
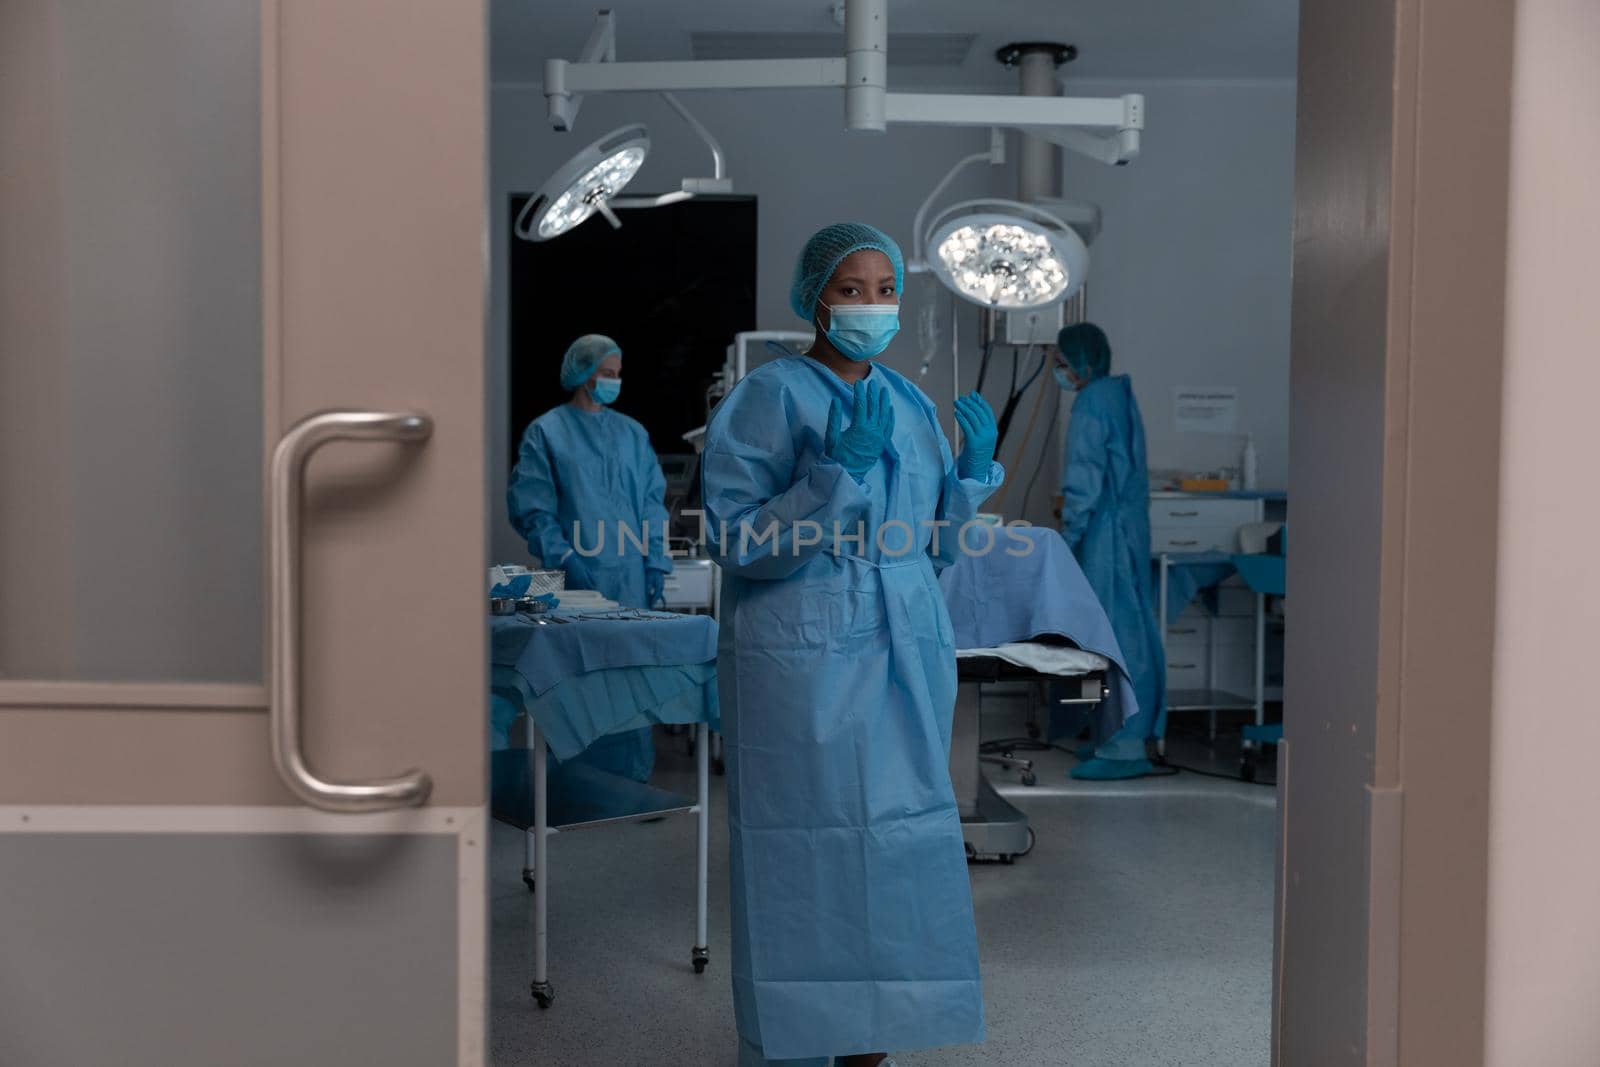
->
[824,379,896,481]
[562,552,596,590]
[954,391,998,480]
[646,568,667,608]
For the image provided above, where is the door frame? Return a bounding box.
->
[1280,1,1514,1064]
[2,0,1531,1062]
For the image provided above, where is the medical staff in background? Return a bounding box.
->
[1054,322,1166,780]
[507,333,672,781]
[703,223,999,1067]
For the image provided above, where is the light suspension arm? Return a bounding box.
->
[538,2,1145,162]
[610,92,731,209]
[542,0,878,128]
[545,57,848,103]
[886,92,1144,166]
[910,128,1006,272]
[545,10,616,131]
[1036,127,1141,167]
[663,92,725,183]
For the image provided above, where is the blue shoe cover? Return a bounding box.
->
[1070,757,1155,781]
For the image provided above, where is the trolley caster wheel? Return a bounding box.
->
[521,868,536,892]
[1240,761,1257,783]
[531,981,555,1010]
[1020,771,1038,787]
[692,947,710,975]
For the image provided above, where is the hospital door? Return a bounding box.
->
[0,2,487,1064]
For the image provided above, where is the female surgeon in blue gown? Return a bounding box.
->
[702,223,1002,1067]
[507,334,672,781]
[1053,322,1165,780]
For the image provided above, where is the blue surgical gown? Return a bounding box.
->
[508,403,672,780]
[703,355,998,1064]
[1059,375,1166,752]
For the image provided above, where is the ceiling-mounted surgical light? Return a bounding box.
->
[906,129,1090,309]
[925,199,1088,310]
[514,93,732,243]
[515,124,649,242]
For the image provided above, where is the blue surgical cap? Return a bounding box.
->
[559,334,621,391]
[789,222,905,322]
[1057,322,1112,383]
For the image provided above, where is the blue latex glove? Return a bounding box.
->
[954,391,998,480]
[646,568,667,607]
[824,379,896,481]
[563,552,596,590]
[489,573,534,598]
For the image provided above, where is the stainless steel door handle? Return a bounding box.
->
[270,410,434,813]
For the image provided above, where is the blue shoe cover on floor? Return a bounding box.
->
[1070,757,1155,781]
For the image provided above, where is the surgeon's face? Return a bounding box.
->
[590,353,621,383]
[818,249,898,325]
[1053,349,1082,388]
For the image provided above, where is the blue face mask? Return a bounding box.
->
[591,377,621,405]
[822,303,900,361]
[1052,367,1076,391]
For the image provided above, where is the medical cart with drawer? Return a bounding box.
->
[1149,493,1276,748]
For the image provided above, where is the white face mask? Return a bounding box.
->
[821,303,901,360]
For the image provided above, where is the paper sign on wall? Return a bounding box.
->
[1174,386,1239,434]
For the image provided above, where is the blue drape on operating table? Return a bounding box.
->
[939,524,1137,744]
[489,663,719,757]
[490,611,717,697]
[490,613,717,781]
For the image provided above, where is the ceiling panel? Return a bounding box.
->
[492,0,1299,86]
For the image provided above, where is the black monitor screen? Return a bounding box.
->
[508,194,758,463]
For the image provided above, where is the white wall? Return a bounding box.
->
[1059,78,1296,491]
[1485,2,1600,1062]
[489,77,1297,557]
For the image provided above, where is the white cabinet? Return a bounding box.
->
[1160,599,1258,712]
[1150,494,1269,742]
[1153,527,1241,554]
[1149,495,1262,553]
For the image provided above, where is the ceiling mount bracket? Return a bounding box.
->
[995,42,1078,69]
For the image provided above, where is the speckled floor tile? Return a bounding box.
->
[490,715,1275,1067]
